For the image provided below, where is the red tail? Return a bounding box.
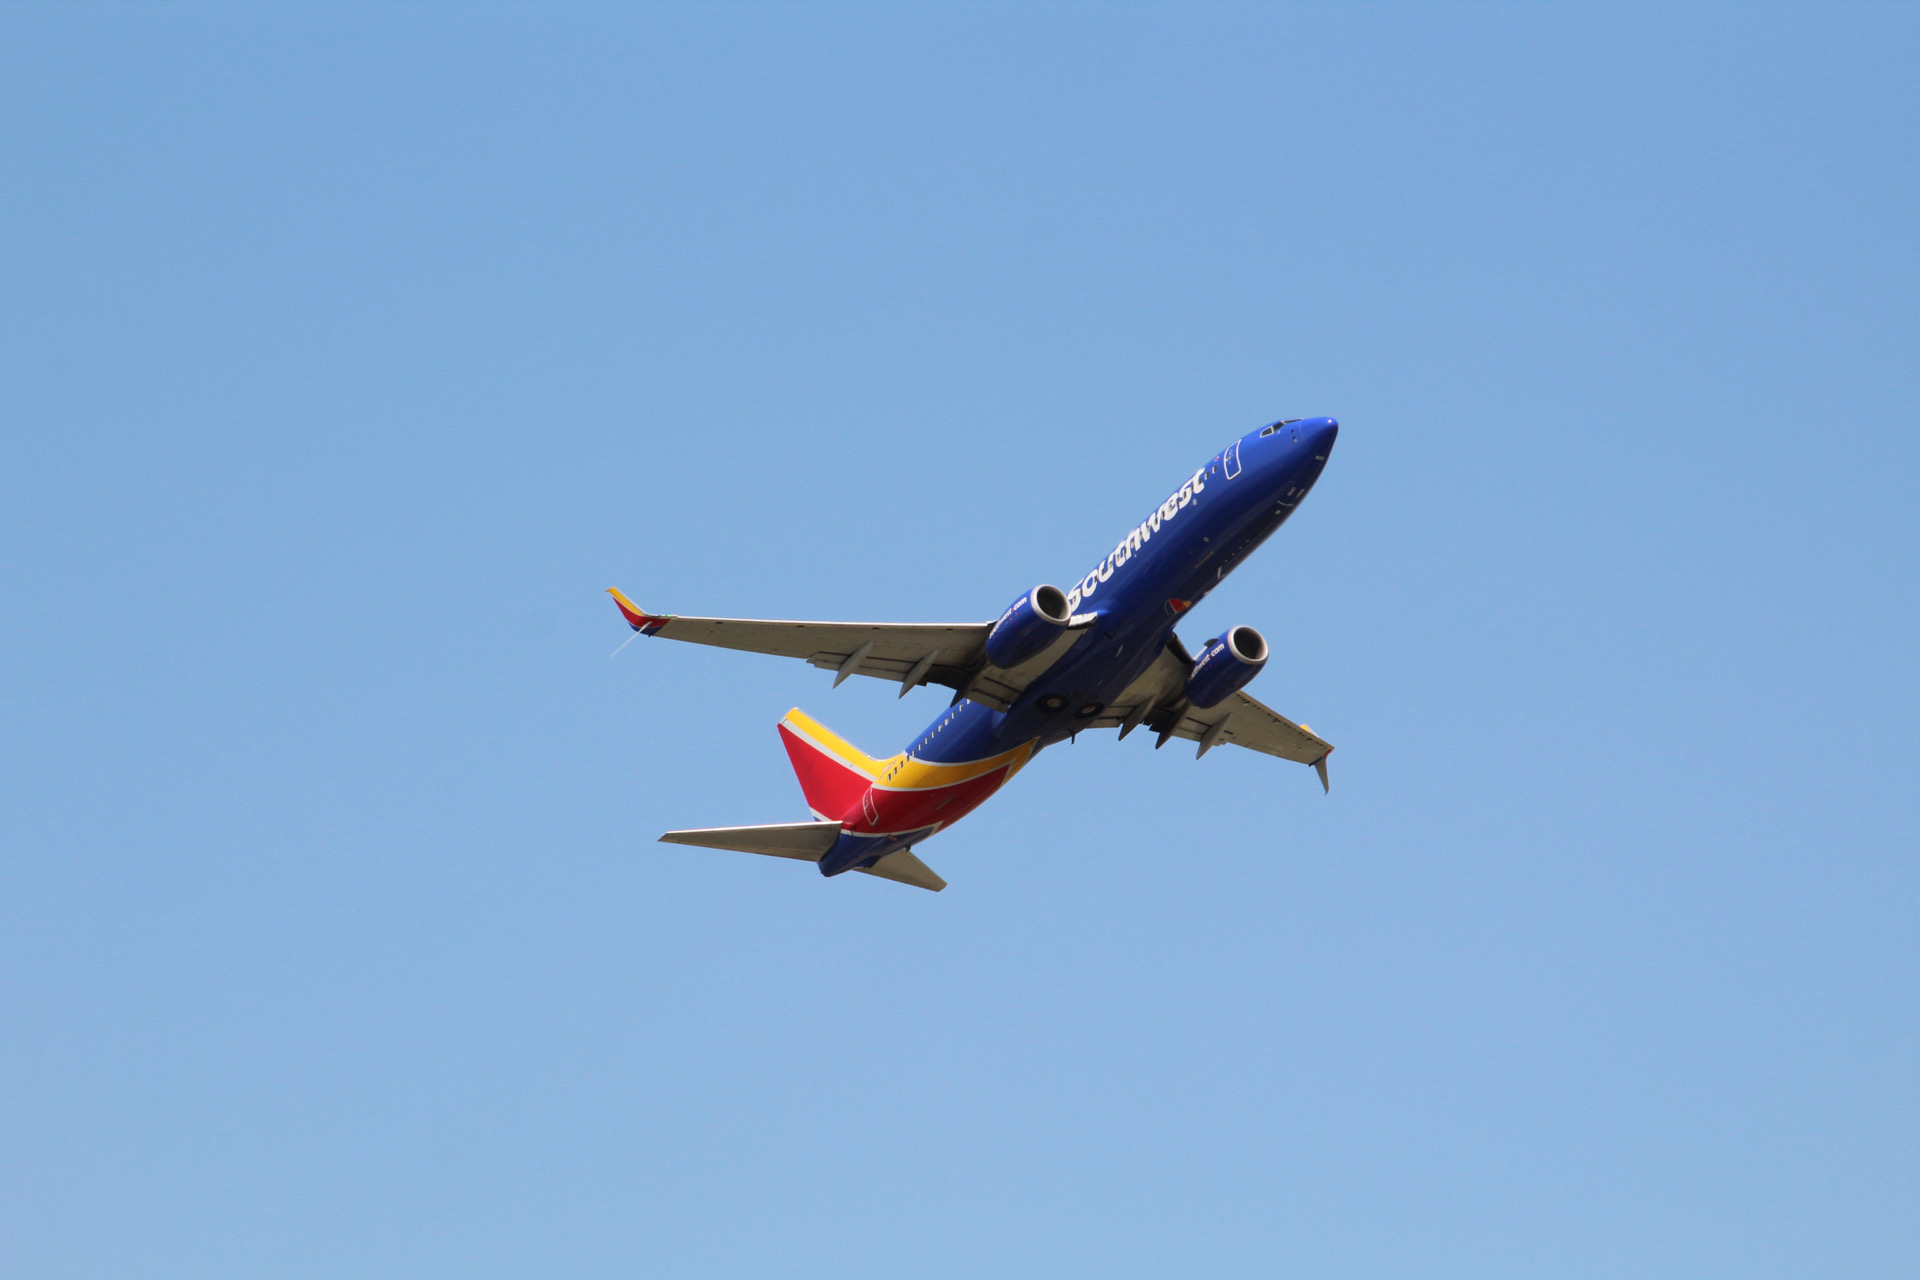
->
[777,708,883,823]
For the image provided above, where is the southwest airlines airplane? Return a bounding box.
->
[610,416,1339,892]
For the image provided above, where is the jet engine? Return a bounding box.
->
[984,584,1073,669]
[1184,625,1269,708]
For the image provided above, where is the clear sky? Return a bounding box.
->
[2,5,1915,1277]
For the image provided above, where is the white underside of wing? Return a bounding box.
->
[648,611,1096,706]
[657,616,987,667]
[1194,690,1333,763]
[648,614,987,695]
[1087,641,1333,765]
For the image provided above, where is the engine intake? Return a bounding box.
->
[1184,625,1269,708]
[985,584,1072,669]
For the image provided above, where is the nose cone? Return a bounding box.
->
[1304,417,1338,456]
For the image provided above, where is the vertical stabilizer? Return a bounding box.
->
[778,708,885,823]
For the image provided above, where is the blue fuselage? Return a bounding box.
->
[818,416,1338,875]
[1000,416,1339,748]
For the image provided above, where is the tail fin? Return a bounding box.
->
[778,708,884,822]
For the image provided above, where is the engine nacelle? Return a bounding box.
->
[984,584,1073,669]
[1185,625,1269,708]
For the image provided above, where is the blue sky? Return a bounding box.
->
[2,5,1915,1277]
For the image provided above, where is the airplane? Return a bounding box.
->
[609,416,1339,892]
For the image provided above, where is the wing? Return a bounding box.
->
[608,587,1089,708]
[611,591,1334,783]
[1186,690,1335,767]
[1090,635,1335,784]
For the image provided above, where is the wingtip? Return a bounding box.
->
[607,587,665,633]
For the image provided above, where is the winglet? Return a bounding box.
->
[607,587,670,635]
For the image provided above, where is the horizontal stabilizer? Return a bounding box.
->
[856,850,947,892]
[658,821,841,861]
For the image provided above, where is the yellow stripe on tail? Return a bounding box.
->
[779,708,890,778]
